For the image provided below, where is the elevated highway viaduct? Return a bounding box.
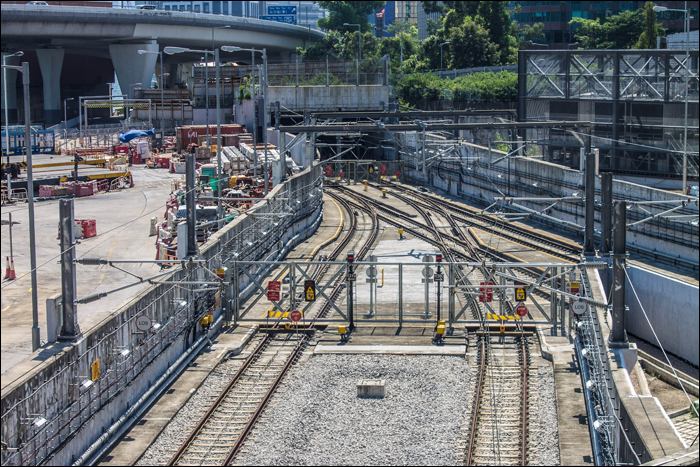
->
[1,4,324,126]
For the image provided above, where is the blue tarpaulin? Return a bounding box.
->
[118,128,155,143]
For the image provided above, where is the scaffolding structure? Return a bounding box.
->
[518,49,699,180]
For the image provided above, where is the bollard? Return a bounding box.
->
[363,179,368,191]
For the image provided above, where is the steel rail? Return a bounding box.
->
[377,181,582,260]
[166,334,271,466]
[520,337,529,466]
[465,338,486,466]
[336,187,552,292]
[220,192,379,465]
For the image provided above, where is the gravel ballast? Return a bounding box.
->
[240,354,472,466]
[527,365,560,466]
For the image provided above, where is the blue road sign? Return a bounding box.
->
[260,15,297,25]
[267,5,297,15]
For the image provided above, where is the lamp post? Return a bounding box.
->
[3,51,23,169]
[654,3,690,193]
[212,25,231,145]
[440,41,450,75]
[2,61,40,352]
[165,46,224,227]
[138,49,164,129]
[344,23,361,85]
[222,46,270,195]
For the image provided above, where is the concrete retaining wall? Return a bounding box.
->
[0,166,322,466]
[267,85,390,112]
[626,266,699,366]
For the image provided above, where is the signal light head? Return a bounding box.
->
[436,253,442,262]
[347,251,355,263]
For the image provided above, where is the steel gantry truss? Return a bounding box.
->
[227,259,607,330]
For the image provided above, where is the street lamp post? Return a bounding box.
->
[654,3,690,192]
[2,61,40,352]
[440,41,450,75]
[212,25,231,146]
[222,46,270,195]
[164,46,224,227]
[3,51,23,170]
[344,23,361,85]
[138,49,164,129]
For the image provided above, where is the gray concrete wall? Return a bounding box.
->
[267,85,390,112]
[0,166,322,466]
[625,266,699,366]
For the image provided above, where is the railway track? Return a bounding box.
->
[166,192,380,466]
[332,186,559,320]
[375,181,581,263]
[465,333,531,466]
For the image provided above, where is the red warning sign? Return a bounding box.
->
[290,310,302,322]
[325,165,332,176]
[339,171,345,178]
[380,164,387,175]
[267,281,280,301]
[479,281,493,303]
[516,304,528,317]
[395,171,401,178]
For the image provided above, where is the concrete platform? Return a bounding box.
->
[1,166,181,381]
[314,344,466,355]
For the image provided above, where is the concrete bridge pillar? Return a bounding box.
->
[36,48,65,126]
[1,53,21,125]
[109,41,158,100]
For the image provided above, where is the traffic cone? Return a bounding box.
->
[5,257,16,280]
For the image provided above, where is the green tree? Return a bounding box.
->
[635,2,664,49]
[521,22,545,43]
[448,16,499,69]
[387,19,418,39]
[378,32,420,74]
[571,10,644,49]
[317,1,385,33]
[421,1,479,17]
[476,1,517,64]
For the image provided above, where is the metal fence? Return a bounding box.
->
[0,166,323,466]
[193,59,387,87]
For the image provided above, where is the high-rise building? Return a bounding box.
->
[417,3,441,40]
[510,1,698,48]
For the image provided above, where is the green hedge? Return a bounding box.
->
[395,71,517,102]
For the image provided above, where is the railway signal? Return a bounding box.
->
[514,281,527,302]
[304,280,315,301]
